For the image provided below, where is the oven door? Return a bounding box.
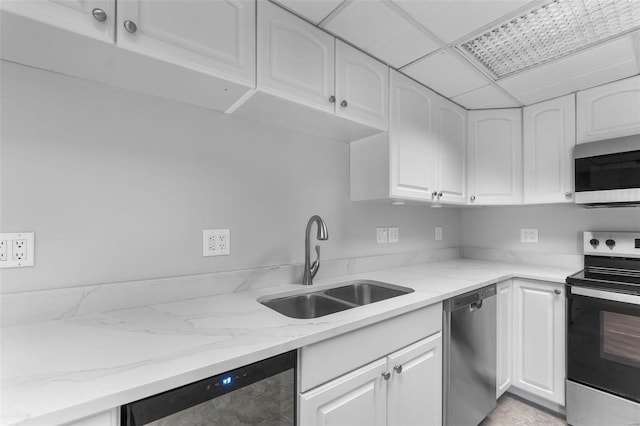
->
[567,286,640,402]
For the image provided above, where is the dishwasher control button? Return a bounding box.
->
[589,238,600,248]
[606,239,616,248]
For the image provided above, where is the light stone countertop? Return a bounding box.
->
[1,259,579,426]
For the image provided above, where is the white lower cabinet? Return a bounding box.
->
[63,409,119,426]
[496,280,513,398]
[511,279,566,405]
[300,333,442,426]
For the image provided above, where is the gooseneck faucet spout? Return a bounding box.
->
[303,215,328,285]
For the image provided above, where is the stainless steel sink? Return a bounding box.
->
[324,281,414,305]
[260,293,353,319]
[259,280,414,319]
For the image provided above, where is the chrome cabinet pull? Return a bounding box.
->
[554,289,561,295]
[341,100,348,107]
[329,96,336,103]
[470,195,476,202]
[91,8,107,22]
[382,371,391,381]
[565,192,573,198]
[394,365,403,374]
[123,20,138,33]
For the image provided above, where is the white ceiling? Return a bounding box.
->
[272,0,640,110]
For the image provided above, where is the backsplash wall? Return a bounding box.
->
[461,204,640,256]
[0,61,461,294]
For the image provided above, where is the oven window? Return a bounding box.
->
[568,293,640,402]
[575,150,640,192]
[601,311,640,368]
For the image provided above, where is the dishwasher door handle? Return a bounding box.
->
[469,299,483,312]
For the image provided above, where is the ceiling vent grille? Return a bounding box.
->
[459,0,640,79]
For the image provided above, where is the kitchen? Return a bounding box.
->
[1,0,639,425]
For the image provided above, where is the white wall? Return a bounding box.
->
[461,204,640,254]
[0,61,461,294]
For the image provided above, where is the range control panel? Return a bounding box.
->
[583,232,640,258]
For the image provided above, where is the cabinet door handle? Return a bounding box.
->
[470,195,476,202]
[91,8,107,22]
[123,20,138,33]
[340,100,348,107]
[554,289,561,295]
[381,371,391,381]
[329,95,336,103]
[565,192,573,198]
[432,191,438,199]
[393,364,403,374]
[437,192,443,199]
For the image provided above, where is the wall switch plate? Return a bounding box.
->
[520,228,539,243]
[388,227,399,243]
[376,227,388,244]
[203,229,230,256]
[435,226,443,241]
[0,232,35,268]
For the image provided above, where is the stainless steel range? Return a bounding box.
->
[565,232,640,426]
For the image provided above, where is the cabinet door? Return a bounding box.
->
[523,94,575,204]
[436,99,467,204]
[258,1,335,112]
[117,0,255,86]
[577,75,640,144]
[496,280,513,398]
[468,109,523,205]
[387,333,442,426]
[63,409,118,426]
[335,40,389,130]
[299,358,387,426]
[512,279,565,405]
[389,70,437,200]
[1,0,115,43]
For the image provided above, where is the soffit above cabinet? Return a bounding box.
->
[268,0,640,110]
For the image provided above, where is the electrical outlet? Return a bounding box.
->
[0,232,35,268]
[376,227,388,244]
[435,226,443,241]
[520,228,539,243]
[388,227,399,243]
[0,240,7,261]
[203,229,230,256]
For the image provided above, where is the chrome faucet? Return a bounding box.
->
[303,215,328,285]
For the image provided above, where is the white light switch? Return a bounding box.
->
[377,227,388,244]
[0,232,35,268]
[388,227,399,243]
[435,227,443,241]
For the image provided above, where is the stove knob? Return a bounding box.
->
[606,239,616,249]
[589,238,600,248]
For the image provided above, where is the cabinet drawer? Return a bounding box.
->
[299,303,442,392]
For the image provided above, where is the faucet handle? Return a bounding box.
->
[310,245,321,278]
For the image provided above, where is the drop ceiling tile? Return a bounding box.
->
[498,64,565,105]
[452,84,520,109]
[271,0,345,24]
[402,49,488,98]
[554,35,639,91]
[323,1,441,68]
[392,0,532,44]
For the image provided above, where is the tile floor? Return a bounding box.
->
[479,394,567,426]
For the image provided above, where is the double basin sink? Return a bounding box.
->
[259,280,414,319]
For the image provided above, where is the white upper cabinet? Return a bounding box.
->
[335,41,389,130]
[117,0,255,87]
[577,75,640,144]
[389,71,437,200]
[1,0,115,43]
[467,109,523,205]
[435,98,467,204]
[258,0,335,112]
[523,94,576,204]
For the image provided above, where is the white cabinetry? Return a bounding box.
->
[496,280,513,398]
[351,71,466,204]
[300,333,442,426]
[1,0,115,43]
[117,0,255,86]
[468,109,523,205]
[577,75,640,144]
[299,304,442,426]
[63,409,119,426]
[523,94,576,204]
[512,279,565,405]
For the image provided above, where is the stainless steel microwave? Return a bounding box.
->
[574,135,640,207]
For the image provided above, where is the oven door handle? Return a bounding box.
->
[571,286,640,305]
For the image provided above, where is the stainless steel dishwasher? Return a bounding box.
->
[443,284,497,426]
